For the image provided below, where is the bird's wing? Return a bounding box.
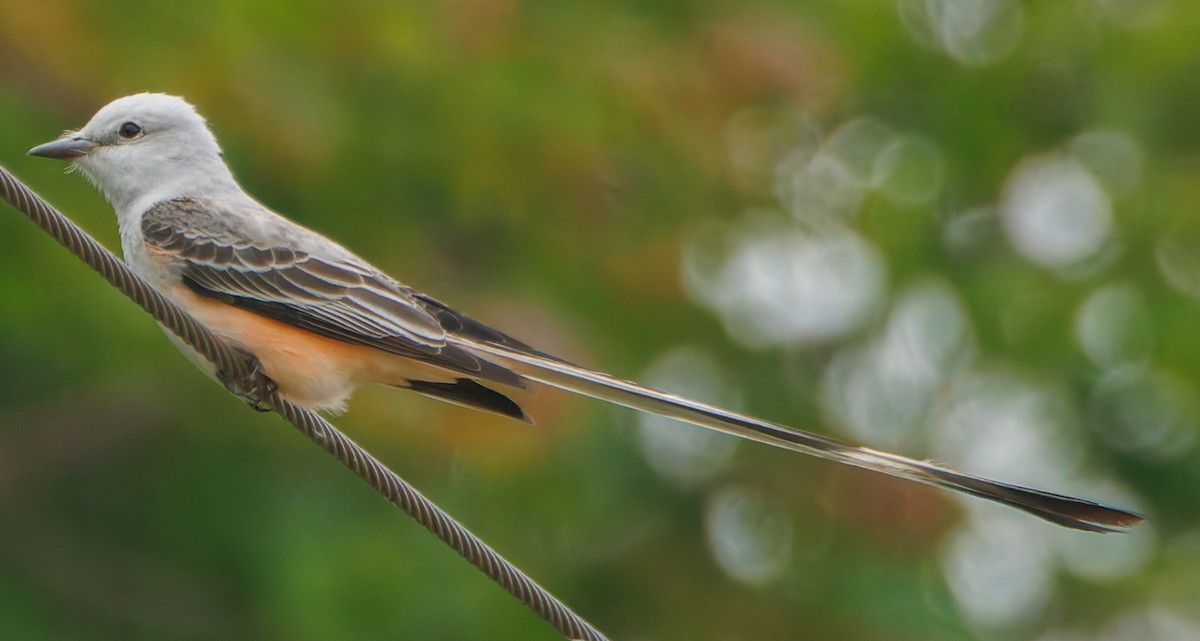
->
[141,197,524,389]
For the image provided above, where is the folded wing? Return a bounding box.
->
[141,197,525,390]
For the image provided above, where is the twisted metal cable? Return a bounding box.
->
[0,164,608,641]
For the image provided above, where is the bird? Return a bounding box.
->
[28,93,1142,533]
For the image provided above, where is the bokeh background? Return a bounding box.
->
[1,1,1198,639]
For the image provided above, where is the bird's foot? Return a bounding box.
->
[216,349,278,412]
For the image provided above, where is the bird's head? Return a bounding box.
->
[29,93,235,212]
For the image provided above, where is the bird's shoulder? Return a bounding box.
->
[140,196,372,271]
[141,196,246,246]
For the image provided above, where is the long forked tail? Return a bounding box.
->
[455,337,1144,533]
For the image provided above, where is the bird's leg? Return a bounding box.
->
[215,348,278,412]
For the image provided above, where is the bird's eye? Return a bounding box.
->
[118,121,143,139]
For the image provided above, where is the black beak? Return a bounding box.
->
[28,136,98,160]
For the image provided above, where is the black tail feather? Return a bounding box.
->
[405,378,531,423]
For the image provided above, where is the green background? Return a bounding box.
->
[0,1,1197,639]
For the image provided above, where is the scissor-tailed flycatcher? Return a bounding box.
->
[28,93,1141,532]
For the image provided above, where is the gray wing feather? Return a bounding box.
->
[142,197,525,389]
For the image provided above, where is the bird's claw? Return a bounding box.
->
[216,350,278,412]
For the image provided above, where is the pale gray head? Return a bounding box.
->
[29,93,239,212]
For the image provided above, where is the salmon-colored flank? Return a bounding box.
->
[167,284,456,411]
